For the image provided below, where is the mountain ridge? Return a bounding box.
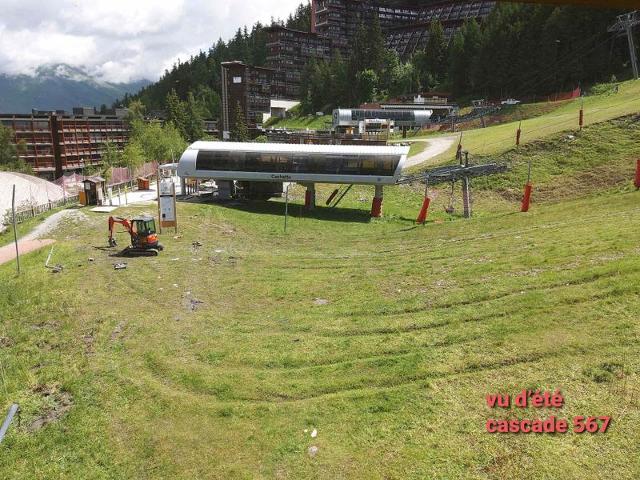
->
[0,64,150,113]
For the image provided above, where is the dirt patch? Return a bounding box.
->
[111,322,125,340]
[82,330,95,355]
[28,384,73,432]
[535,164,633,202]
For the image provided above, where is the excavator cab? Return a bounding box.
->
[130,216,158,248]
[108,215,163,256]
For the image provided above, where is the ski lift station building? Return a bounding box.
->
[177,141,410,217]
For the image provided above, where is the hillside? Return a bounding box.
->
[0,64,150,113]
[411,79,640,166]
[1,103,640,478]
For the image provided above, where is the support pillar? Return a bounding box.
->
[304,183,316,210]
[371,185,383,218]
[462,177,471,218]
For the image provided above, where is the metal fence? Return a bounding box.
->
[109,162,158,187]
[5,194,79,225]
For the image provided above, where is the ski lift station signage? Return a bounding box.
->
[159,177,177,229]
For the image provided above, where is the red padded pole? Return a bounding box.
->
[416,197,431,224]
[635,159,640,190]
[521,183,533,212]
[371,197,382,217]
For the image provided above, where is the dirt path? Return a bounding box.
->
[0,239,56,266]
[0,209,87,266]
[21,209,87,241]
[403,136,456,169]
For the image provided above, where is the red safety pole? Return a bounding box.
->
[516,121,522,146]
[579,98,584,131]
[521,160,533,213]
[635,159,640,190]
[371,185,383,218]
[416,181,431,224]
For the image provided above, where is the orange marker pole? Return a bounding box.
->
[521,183,533,212]
[416,197,431,224]
[635,159,640,190]
[416,180,431,224]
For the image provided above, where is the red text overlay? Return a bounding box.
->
[485,390,611,434]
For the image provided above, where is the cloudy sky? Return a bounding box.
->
[0,0,305,83]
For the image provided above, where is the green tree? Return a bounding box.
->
[0,125,18,169]
[128,120,187,164]
[184,91,204,143]
[355,69,379,104]
[96,141,122,181]
[0,125,31,173]
[367,14,386,73]
[449,30,467,96]
[231,103,249,142]
[165,89,188,139]
[425,20,448,84]
[121,142,145,169]
[126,99,146,123]
[390,61,418,97]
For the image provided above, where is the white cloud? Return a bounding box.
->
[0,0,307,82]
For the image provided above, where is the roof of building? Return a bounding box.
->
[83,176,105,183]
[186,141,409,156]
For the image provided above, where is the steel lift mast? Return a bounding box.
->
[609,11,640,81]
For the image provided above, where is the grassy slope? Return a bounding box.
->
[1,116,640,479]
[407,141,428,158]
[266,114,333,131]
[422,79,640,165]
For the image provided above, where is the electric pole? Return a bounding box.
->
[609,11,640,80]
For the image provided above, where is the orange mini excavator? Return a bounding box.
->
[108,215,164,256]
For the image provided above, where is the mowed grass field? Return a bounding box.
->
[1,115,640,478]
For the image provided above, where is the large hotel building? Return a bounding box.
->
[222,0,495,131]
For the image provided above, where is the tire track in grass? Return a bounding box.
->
[183,287,637,373]
[134,338,638,404]
[295,264,640,320]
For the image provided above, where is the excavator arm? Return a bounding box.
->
[108,216,134,247]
